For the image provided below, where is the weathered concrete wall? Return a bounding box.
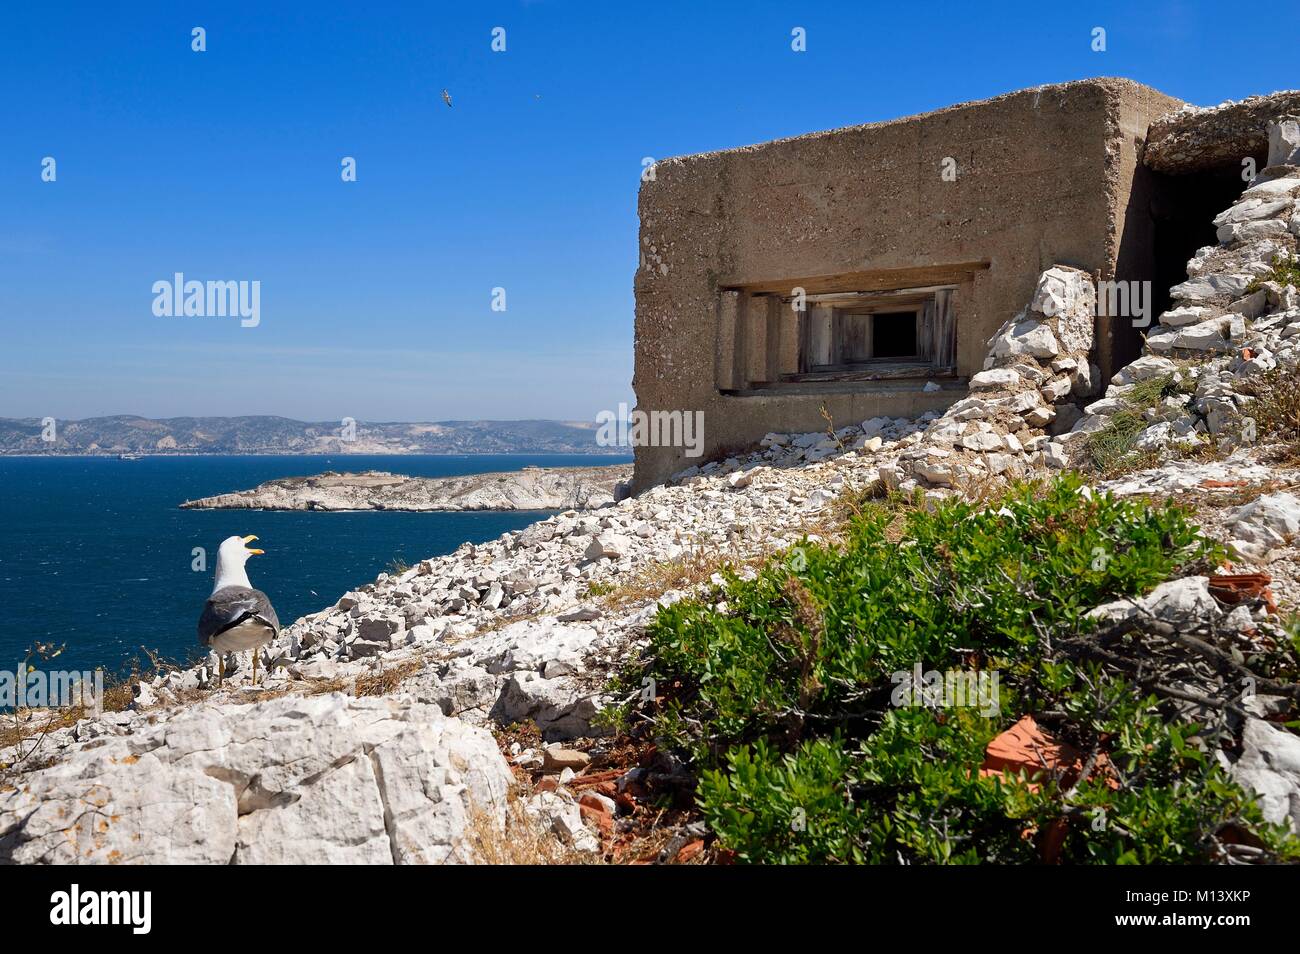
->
[633,78,1184,489]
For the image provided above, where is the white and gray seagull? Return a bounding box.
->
[198,535,280,686]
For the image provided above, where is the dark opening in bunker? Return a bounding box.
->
[872,311,919,358]
[1148,163,1257,319]
[1107,154,1262,376]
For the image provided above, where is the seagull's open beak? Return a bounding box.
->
[242,534,264,555]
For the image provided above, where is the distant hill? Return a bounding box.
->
[0,415,622,456]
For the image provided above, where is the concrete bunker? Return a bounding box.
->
[631,80,1299,490]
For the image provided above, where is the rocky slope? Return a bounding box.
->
[180,465,632,512]
[0,415,621,456]
[4,114,1300,867]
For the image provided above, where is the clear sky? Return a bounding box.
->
[2,1,1297,423]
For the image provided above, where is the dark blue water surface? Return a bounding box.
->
[0,455,629,675]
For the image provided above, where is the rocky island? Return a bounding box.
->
[179,464,632,512]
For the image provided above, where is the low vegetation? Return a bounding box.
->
[1238,364,1300,461]
[592,546,768,611]
[1246,252,1300,294]
[1084,372,1193,475]
[610,477,1300,864]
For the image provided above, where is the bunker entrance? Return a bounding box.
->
[1148,161,1258,319]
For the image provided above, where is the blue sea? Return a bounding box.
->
[0,455,629,676]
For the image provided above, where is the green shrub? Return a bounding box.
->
[622,477,1300,864]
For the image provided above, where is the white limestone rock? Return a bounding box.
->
[1040,375,1072,402]
[1169,315,1246,352]
[0,693,512,865]
[961,431,1003,452]
[1158,304,1216,328]
[525,792,600,853]
[491,671,607,740]
[1031,266,1095,353]
[1268,119,1300,168]
[1213,197,1294,229]
[1086,576,1218,629]
[1169,273,1254,304]
[1224,492,1300,562]
[1228,718,1300,834]
[1242,174,1300,200]
[969,368,1019,391]
[477,619,600,676]
[1217,219,1291,245]
[584,531,629,561]
[989,316,1060,360]
[1112,355,1177,386]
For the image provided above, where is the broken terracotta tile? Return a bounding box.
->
[1209,572,1277,613]
[676,839,705,863]
[981,715,1117,790]
[982,715,1079,781]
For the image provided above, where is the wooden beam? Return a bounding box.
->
[744,294,770,386]
[716,289,741,390]
[775,297,800,377]
[725,261,990,296]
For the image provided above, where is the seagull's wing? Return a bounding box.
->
[198,586,280,647]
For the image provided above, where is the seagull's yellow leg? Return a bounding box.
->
[217,655,224,687]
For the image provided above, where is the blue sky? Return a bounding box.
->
[2,1,1297,422]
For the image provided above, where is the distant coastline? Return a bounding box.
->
[0,415,626,457]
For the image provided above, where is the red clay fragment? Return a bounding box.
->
[578,802,613,835]
[676,839,705,863]
[982,716,1080,782]
[981,715,1117,790]
[1209,572,1277,613]
[567,769,623,788]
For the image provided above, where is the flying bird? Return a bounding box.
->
[198,535,280,686]
[441,88,452,108]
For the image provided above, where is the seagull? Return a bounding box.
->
[198,535,280,686]
[441,88,453,108]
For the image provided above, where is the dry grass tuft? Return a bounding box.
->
[596,537,784,611]
[1238,365,1300,462]
[462,790,593,865]
[1084,373,1196,476]
[353,658,424,697]
[299,657,426,698]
